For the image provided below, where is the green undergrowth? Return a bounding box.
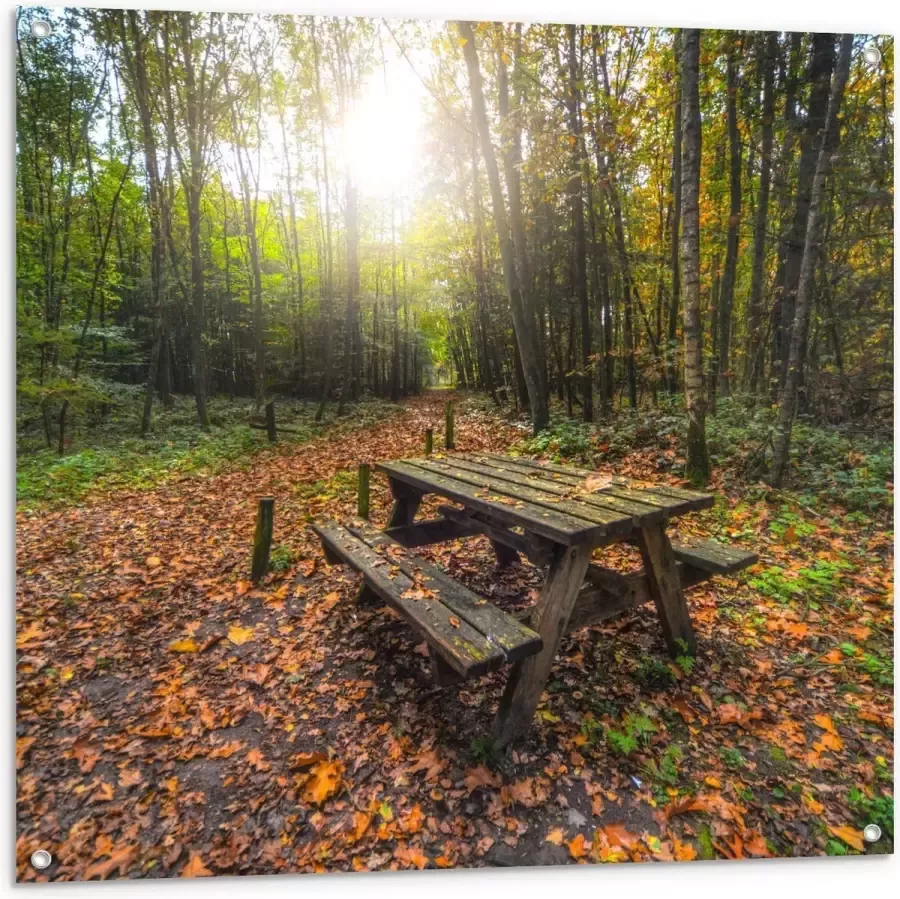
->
[17,391,402,509]
[516,394,892,514]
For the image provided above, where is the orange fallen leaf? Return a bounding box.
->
[302,760,344,804]
[673,838,697,861]
[448,616,460,628]
[567,833,587,859]
[181,853,213,877]
[84,845,138,880]
[247,748,270,771]
[827,825,864,852]
[16,736,35,770]
[704,776,722,789]
[464,764,501,792]
[291,751,327,769]
[146,556,162,569]
[545,827,565,845]
[168,638,200,653]
[348,811,371,842]
[394,844,428,869]
[744,831,771,857]
[604,823,640,850]
[813,714,837,734]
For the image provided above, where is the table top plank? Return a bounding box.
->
[376,460,602,545]
[456,454,667,525]
[410,458,634,535]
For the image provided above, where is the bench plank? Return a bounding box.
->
[311,521,504,677]
[347,521,543,663]
[671,539,758,574]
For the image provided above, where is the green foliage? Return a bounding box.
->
[848,787,893,839]
[642,743,683,786]
[605,712,657,756]
[470,734,502,766]
[720,746,746,769]
[750,558,854,606]
[633,655,676,689]
[268,545,295,572]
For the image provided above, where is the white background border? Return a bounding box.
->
[2,1,897,895]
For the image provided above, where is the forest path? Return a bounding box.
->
[16,391,893,880]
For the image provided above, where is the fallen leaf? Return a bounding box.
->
[545,827,565,845]
[181,853,213,877]
[84,845,138,880]
[302,760,344,804]
[228,625,254,645]
[567,833,587,859]
[827,825,864,853]
[464,764,501,792]
[168,638,200,653]
[146,556,162,568]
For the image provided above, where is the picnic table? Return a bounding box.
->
[313,452,756,744]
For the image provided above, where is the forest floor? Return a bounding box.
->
[16,390,894,881]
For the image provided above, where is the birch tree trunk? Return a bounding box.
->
[680,29,710,485]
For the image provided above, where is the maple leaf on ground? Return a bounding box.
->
[247,748,270,772]
[743,831,771,857]
[603,823,640,851]
[145,556,162,569]
[168,638,200,653]
[394,843,428,869]
[291,751,327,769]
[302,760,344,805]
[84,845,138,881]
[227,625,254,645]
[347,811,371,843]
[72,737,100,774]
[566,833,587,859]
[544,827,565,845]
[672,838,697,861]
[407,748,445,783]
[464,764,501,793]
[181,853,213,877]
[400,804,425,834]
[827,824,865,853]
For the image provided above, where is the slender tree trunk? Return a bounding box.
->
[775,33,835,390]
[680,30,710,485]
[771,35,852,486]
[716,39,742,399]
[666,31,683,395]
[746,32,776,391]
[459,21,548,433]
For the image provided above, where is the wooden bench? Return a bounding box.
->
[311,519,543,685]
[671,538,759,577]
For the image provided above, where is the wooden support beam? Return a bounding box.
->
[383,516,482,547]
[386,477,423,528]
[425,428,433,455]
[251,497,275,583]
[636,523,698,657]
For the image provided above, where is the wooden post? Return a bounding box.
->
[265,401,277,443]
[424,429,433,455]
[445,400,455,450]
[251,497,275,583]
[357,463,370,520]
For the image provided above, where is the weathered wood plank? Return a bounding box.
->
[383,517,482,548]
[671,539,758,574]
[494,542,594,745]
[407,458,632,536]
[436,505,553,566]
[348,521,543,664]
[636,523,698,657]
[376,461,599,545]
[312,521,504,677]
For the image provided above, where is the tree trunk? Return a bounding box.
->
[746,32,776,392]
[680,30,710,485]
[716,39,742,399]
[771,35,852,486]
[666,31,683,395]
[459,21,548,433]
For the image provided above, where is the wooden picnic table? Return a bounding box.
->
[373,452,722,744]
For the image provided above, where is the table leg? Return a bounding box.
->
[386,478,423,528]
[490,539,519,568]
[635,522,697,657]
[494,542,593,745]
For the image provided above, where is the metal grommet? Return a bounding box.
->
[30,849,52,870]
[863,823,882,843]
[31,20,53,38]
[863,46,882,66]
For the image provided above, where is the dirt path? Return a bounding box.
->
[16,392,893,880]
